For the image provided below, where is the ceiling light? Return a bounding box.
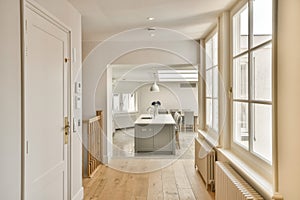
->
[150,82,160,92]
[150,72,160,92]
[147,27,156,31]
[147,27,156,37]
[147,17,155,21]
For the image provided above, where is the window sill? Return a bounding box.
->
[197,129,219,147]
[217,148,273,199]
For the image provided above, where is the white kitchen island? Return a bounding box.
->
[134,114,176,154]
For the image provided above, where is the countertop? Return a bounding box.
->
[134,114,176,125]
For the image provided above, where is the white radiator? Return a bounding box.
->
[195,137,215,190]
[215,161,264,200]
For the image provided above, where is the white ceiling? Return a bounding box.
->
[69,0,237,41]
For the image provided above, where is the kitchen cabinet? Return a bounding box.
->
[134,114,175,154]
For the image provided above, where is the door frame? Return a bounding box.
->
[21,0,73,199]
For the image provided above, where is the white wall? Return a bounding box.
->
[137,84,181,114]
[137,83,198,115]
[0,0,21,199]
[83,40,199,65]
[277,0,300,199]
[114,45,198,65]
[113,81,142,94]
[83,41,100,61]
[94,69,109,162]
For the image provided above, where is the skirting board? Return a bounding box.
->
[72,187,84,200]
[102,155,108,165]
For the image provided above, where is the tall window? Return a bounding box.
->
[205,33,218,132]
[232,0,273,163]
[113,93,137,113]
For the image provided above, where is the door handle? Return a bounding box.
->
[64,117,70,144]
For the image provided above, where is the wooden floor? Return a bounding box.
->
[83,159,214,200]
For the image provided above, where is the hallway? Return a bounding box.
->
[83,159,214,200]
[2,0,300,199]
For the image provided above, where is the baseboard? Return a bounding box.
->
[72,187,84,200]
[102,155,108,164]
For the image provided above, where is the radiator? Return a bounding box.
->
[215,161,264,200]
[195,137,215,190]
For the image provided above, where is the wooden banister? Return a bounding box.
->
[83,110,103,177]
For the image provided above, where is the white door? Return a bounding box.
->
[24,5,70,200]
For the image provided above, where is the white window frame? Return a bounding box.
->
[231,0,274,166]
[205,29,219,135]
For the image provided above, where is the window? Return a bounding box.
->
[232,0,273,163]
[205,33,218,132]
[113,93,137,113]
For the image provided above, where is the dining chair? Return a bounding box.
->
[174,112,182,149]
[183,111,194,132]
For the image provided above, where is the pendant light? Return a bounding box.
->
[150,81,160,92]
[150,72,160,92]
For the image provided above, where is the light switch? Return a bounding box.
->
[73,118,77,132]
[75,96,81,109]
[72,48,77,63]
[75,82,81,94]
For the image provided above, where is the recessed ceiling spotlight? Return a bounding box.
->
[147,17,155,21]
[147,27,156,31]
[147,27,156,37]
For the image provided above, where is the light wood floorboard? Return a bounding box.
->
[83,159,214,200]
[147,170,163,200]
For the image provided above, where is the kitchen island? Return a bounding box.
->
[134,114,176,154]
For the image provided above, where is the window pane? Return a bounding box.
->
[233,54,248,100]
[213,99,218,132]
[206,69,212,98]
[233,4,248,56]
[252,103,272,163]
[251,44,272,101]
[122,94,129,111]
[206,40,212,69]
[206,98,212,128]
[128,93,136,112]
[253,0,272,47]
[213,34,218,66]
[113,94,120,111]
[233,102,249,149]
[213,67,218,98]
